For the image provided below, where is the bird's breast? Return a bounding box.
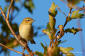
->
[19,24,33,40]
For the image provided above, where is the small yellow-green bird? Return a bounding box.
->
[19,17,35,44]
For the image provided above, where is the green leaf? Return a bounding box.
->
[42,29,51,39]
[13,6,19,11]
[24,0,34,13]
[46,23,51,30]
[41,43,45,48]
[42,29,56,39]
[6,38,19,48]
[64,27,82,34]
[67,0,81,5]
[49,2,57,17]
[4,6,8,13]
[71,10,84,19]
[44,46,47,54]
[60,47,74,56]
[42,29,50,36]
[50,2,56,11]
[56,5,61,12]
[40,43,47,54]
[67,0,81,8]
[35,51,43,56]
[58,40,67,45]
[64,10,84,27]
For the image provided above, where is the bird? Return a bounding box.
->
[19,17,35,44]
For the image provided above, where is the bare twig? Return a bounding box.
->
[0,8,6,19]
[63,8,72,27]
[55,8,72,44]
[49,41,52,47]
[0,0,34,56]
[79,7,85,11]
[0,43,23,55]
[7,0,13,20]
[68,8,72,17]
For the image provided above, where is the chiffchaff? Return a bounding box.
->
[19,17,35,44]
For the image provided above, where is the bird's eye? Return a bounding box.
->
[26,19,30,21]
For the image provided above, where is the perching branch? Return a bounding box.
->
[0,0,34,56]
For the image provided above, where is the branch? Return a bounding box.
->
[68,8,72,17]
[0,0,34,56]
[55,8,72,44]
[79,7,85,11]
[7,0,13,20]
[0,43,23,55]
[0,8,6,19]
[79,5,85,11]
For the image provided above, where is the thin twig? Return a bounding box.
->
[7,0,13,20]
[79,7,85,11]
[68,8,72,17]
[0,8,6,19]
[0,43,23,55]
[55,8,72,44]
[49,40,52,47]
[0,43,29,56]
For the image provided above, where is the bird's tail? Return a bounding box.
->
[30,39,35,44]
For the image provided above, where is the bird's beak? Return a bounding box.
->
[32,19,35,22]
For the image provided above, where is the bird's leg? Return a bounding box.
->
[22,47,25,56]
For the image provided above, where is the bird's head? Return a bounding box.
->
[22,17,34,24]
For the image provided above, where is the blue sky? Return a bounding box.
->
[0,0,85,56]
